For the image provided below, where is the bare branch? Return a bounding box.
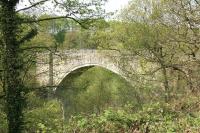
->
[16,0,49,12]
[194,0,199,5]
[22,16,93,29]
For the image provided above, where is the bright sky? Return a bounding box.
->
[17,0,131,15]
[105,0,130,12]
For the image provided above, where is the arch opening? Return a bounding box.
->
[54,65,137,120]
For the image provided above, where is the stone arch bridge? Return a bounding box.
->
[36,49,139,88]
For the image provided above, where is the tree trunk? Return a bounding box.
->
[1,1,25,133]
[161,64,170,102]
[48,51,54,98]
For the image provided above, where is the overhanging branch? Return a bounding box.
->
[22,16,90,29]
[16,0,49,12]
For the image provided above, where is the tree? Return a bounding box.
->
[117,0,200,102]
[159,0,200,92]
[0,0,106,132]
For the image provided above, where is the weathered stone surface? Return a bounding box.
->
[36,50,131,87]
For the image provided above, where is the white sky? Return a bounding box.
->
[105,0,130,12]
[17,0,131,15]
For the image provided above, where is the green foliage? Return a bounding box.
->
[53,30,66,45]
[56,66,139,119]
[0,104,7,133]
[23,92,64,133]
[66,102,200,133]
